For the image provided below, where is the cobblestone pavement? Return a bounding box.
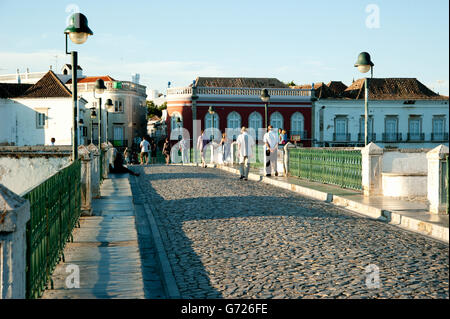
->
[133,165,449,299]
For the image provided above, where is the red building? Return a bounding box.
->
[166,77,313,146]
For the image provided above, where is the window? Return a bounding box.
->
[249,111,263,139]
[432,116,446,141]
[334,115,348,141]
[359,116,374,141]
[384,116,399,141]
[113,125,125,146]
[114,100,123,113]
[35,109,47,129]
[270,112,283,130]
[204,112,219,130]
[291,112,305,137]
[227,112,241,129]
[408,116,422,140]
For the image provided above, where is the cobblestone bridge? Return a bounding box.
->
[132,165,449,299]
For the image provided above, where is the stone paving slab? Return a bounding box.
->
[134,165,449,299]
[217,164,449,243]
[42,174,166,299]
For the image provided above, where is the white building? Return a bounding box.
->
[0,64,85,85]
[303,78,449,148]
[0,71,87,146]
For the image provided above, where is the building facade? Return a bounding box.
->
[0,71,87,146]
[166,77,313,148]
[66,74,147,150]
[304,78,449,148]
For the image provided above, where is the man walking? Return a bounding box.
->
[263,125,278,177]
[139,136,150,165]
[236,126,254,181]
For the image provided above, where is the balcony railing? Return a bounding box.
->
[357,133,376,142]
[289,130,308,141]
[333,133,351,142]
[167,86,311,97]
[382,133,402,142]
[431,133,449,142]
[67,81,147,96]
[111,139,128,147]
[407,133,425,142]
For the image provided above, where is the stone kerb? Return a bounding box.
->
[78,145,92,216]
[426,145,449,214]
[361,142,383,196]
[87,144,100,198]
[0,184,30,299]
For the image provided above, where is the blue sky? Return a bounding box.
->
[0,0,448,95]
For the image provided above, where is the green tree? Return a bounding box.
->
[146,100,162,118]
[285,80,297,87]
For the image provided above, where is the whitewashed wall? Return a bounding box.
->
[0,155,71,195]
[0,97,87,146]
[315,99,449,148]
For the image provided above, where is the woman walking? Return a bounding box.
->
[162,138,171,165]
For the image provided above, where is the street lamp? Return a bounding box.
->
[105,98,114,144]
[93,79,107,146]
[64,12,93,160]
[354,52,374,146]
[208,106,216,140]
[90,108,97,144]
[176,117,182,140]
[260,89,270,130]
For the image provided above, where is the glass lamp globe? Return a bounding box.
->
[69,32,89,44]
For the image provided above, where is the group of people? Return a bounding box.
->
[278,128,289,145]
[110,126,281,179]
[196,125,279,180]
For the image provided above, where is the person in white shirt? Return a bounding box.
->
[236,126,254,180]
[263,125,278,176]
[139,136,150,165]
[180,136,190,165]
[196,129,208,168]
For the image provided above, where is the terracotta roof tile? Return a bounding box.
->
[20,71,72,98]
[343,78,448,100]
[66,75,115,84]
[194,77,288,88]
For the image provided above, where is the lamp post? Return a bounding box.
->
[105,99,114,144]
[260,89,270,130]
[90,108,97,144]
[208,106,216,140]
[191,87,199,163]
[64,13,93,160]
[93,79,107,146]
[354,52,374,146]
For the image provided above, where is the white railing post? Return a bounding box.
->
[87,143,100,198]
[361,142,383,196]
[427,145,449,214]
[0,184,30,299]
[78,145,92,216]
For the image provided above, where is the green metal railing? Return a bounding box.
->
[288,148,362,190]
[23,160,81,299]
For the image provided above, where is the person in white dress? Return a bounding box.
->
[236,126,254,180]
[180,136,190,165]
[263,125,278,176]
[196,129,208,168]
